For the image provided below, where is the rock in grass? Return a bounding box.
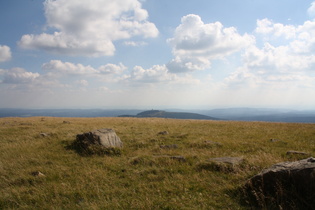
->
[76,128,123,148]
[244,157,315,209]
[31,171,45,177]
[158,131,169,135]
[197,157,245,173]
[40,133,49,137]
[74,129,122,155]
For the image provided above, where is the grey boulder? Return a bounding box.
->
[76,128,123,148]
[244,157,315,209]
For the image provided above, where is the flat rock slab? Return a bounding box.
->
[76,128,123,148]
[244,157,315,209]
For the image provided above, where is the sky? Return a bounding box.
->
[1,0,315,109]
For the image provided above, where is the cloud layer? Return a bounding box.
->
[167,14,255,73]
[0,45,12,62]
[18,0,158,57]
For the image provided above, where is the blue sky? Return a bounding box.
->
[1,0,315,109]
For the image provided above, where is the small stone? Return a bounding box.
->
[31,171,45,177]
[40,133,49,137]
[158,131,169,135]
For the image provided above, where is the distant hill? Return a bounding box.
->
[1,108,315,123]
[195,108,315,123]
[118,110,220,120]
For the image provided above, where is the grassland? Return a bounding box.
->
[0,117,315,209]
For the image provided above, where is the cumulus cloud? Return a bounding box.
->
[126,64,199,84]
[255,18,296,39]
[18,0,158,57]
[0,45,12,62]
[42,60,98,76]
[99,63,127,74]
[308,2,315,17]
[0,68,40,84]
[42,60,126,77]
[167,14,255,73]
[225,18,315,90]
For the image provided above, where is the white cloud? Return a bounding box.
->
[0,68,40,84]
[123,41,147,46]
[223,15,315,91]
[42,60,98,76]
[42,60,127,77]
[0,45,12,62]
[167,14,255,73]
[308,2,315,17]
[18,0,158,57]
[255,19,296,39]
[76,79,89,87]
[125,65,199,85]
[99,63,127,74]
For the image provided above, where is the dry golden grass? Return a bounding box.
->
[0,117,314,209]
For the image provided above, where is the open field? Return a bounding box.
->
[1,117,315,209]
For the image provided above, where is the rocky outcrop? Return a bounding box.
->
[197,157,245,173]
[244,157,315,209]
[76,128,123,148]
[73,128,122,155]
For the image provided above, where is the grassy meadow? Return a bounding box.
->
[0,117,315,209]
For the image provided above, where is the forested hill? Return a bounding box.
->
[118,110,220,120]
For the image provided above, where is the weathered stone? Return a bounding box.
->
[270,138,280,142]
[40,133,49,137]
[197,157,245,173]
[31,171,45,177]
[158,131,169,135]
[76,128,123,148]
[244,157,315,209]
[160,144,178,149]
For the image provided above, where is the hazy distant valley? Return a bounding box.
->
[1,108,315,123]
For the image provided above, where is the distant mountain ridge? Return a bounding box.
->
[1,108,315,123]
[118,110,219,120]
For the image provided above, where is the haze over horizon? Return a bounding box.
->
[1,0,315,110]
